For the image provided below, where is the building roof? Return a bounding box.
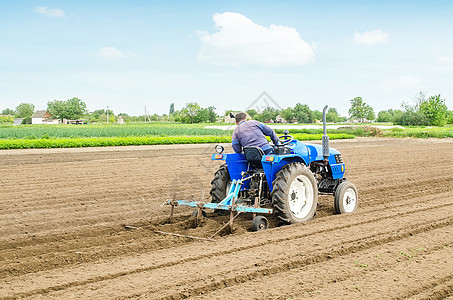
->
[32,110,52,118]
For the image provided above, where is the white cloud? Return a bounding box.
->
[354,29,389,45]
[197,12,314,67]
[33,7,65,18]
[98,47,134,60]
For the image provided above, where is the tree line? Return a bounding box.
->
[1,92,451,126]
[376,92,452,126]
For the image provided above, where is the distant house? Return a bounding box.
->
[13,118,23,126]
[31,110,60,125]
[275,115,286,123]
[224,112,252,123]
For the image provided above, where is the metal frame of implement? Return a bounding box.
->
[166,175,273,223]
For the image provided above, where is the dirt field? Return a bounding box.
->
[1,138,452,299]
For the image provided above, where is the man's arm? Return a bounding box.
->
[232,132,242,153]
[260,123,279,145]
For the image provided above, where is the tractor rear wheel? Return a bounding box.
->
[334,181,358,214]
[210,164,231,203]
[271,163,318,224]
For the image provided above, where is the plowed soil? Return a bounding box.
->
[1,138,452,299]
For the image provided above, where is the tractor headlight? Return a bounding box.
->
[215,144,224,154]
[335,154,343,164]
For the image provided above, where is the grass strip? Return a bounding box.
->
[382,127,453,138]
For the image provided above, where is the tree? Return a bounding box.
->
[255,107,279,123]
[180,102,201,123]
[206,106,217,123]
[246,109,258,119]
[15,103,35,118]
[280,107,294,123]
[348,97,374,122]
[47,100,66,120]
[312,110,323,121]
[377,109,403,123]
[377,110,392,123]
[446,111,453,125]
[92,109,106,121]
[1,108,15,115]
[65,97,88,120]
[364,105,375,121]
[394,111,428,126]
[418,94,448,126]
[194,108,209,123]
[395,94,428,126]
[47,97,88,120]
[169,103,175,115]
[293,103,314,123]
[326,107,339,123]
[224,110,234,117]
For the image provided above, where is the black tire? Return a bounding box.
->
[210,164,231,203]
[191,209,208,218]
[251,216,269,231]
[271,163,318,224]
[334,181,358,214]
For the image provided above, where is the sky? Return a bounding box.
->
[1,0,452,117]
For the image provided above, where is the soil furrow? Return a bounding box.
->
[1,139,452,299]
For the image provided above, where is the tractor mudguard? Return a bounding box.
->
[261,154,308,192]
[212,153,251,190]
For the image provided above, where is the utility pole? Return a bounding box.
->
[107,106,109,123]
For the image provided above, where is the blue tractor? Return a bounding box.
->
[166,106,358,232]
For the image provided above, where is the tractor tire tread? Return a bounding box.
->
[271,162,318,225]
[210,164,230,203]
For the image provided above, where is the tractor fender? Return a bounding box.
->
[261,154,309,192]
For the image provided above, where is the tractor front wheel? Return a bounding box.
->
[271,163,318,224]
[334,181,358,214]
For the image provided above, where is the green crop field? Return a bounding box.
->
[0,123,355,149]
[0,123,228,139]
[0,133,354,149]
[0,122,451,150]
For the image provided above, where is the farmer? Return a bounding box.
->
[231,112,279,154]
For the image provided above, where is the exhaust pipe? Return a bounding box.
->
[322,105,329,161]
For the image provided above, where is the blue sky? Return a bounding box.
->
[1,0,452,116]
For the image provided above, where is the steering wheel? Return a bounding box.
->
[277,130,294,146]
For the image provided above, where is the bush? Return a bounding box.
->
[418,94,448,126]
[446,111,453,124]
[0,116,14,124]
[394,111,428,126]
[21,117,32,125]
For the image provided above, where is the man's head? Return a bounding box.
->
[235,112,247,124]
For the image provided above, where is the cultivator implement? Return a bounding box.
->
[165,175,272,231]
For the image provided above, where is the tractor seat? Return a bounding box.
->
[243,146,265,168]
